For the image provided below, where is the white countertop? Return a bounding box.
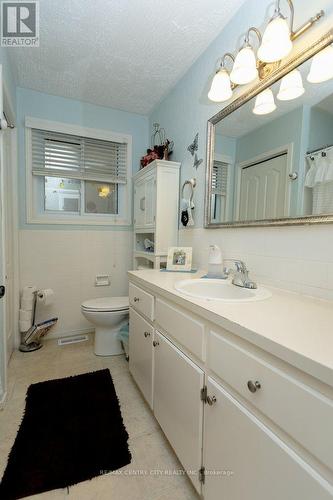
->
[128,269,333,387]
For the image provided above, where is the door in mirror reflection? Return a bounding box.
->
[238,153,288,220]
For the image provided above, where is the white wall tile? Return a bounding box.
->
[179,227,333,300]
[19,230,133,338]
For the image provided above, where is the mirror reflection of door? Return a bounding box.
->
[238,152,289,221]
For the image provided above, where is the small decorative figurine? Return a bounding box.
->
[187,133,199,156]
[188,133,203,169]
[193,153,203,169]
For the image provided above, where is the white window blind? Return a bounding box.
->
[31,129,128,184]
[212,161,228,195]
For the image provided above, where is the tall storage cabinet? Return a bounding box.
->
[133,160,181,269]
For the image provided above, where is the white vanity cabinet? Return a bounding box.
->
[129,308,153,408]
[203,377,332,500]
[133,160,181,270]
[128,277,333,499]
[153,331,204,493]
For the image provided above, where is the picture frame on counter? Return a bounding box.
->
[167,247,193,271]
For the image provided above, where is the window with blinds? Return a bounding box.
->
[212,161,228,195]
[31,128,128,184]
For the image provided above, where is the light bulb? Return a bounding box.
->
[253,88,276,115]
[277,69,304,101]
[258,15,292,63]
[208,68,233,102]
[307,45,333,83]
[230,46,258,85]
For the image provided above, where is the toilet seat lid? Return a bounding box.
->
[81,296,129,312]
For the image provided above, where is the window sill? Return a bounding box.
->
[27,214,131,226]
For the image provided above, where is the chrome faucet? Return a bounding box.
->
[224,259,257,289]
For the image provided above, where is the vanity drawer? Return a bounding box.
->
[208,330,333,471]
[129,283,154,321]
[155,298,204,360]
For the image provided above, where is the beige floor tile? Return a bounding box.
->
[24,488,67,500]
[1,338,198,500]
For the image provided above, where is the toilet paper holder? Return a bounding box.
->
[19,289,58,353]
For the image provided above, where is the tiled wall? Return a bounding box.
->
[19,230,133,338]
[180,225,333,300]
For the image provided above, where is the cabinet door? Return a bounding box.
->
[153,331,204,493]
[203,377,333,500]
[144,174,156,227]
[129,308,153,408]
[134,180,146,227]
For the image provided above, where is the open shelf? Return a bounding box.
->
[135,233,155,253]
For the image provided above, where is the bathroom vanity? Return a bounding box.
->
[128,269,333,499]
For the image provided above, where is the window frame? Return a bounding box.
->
[25,116,132,226]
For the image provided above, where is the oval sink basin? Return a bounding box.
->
[174,279,271,302]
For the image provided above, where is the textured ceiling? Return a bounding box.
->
[8,0,246,114]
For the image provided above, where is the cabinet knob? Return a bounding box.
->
[247,380,261,393]
[134,297,140,302]
[153,340,159,347]
[206,395,217,406]
[144,331,151,338]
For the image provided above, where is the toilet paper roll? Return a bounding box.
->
[37,288,54,306]
[19,309,33,321]
[21,297,34,311]
[22,286,37,299]
[19,319,32,332]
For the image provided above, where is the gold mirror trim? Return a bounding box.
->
[205,29,333,228]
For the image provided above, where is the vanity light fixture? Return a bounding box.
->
[208,1,324,103]
[230,27,261,85]
[253,88,276,115]
[258,3,292,63]
[277,69,304,101]
[208,53,234,102]
[307,45,333,83]
[258,1,324,63]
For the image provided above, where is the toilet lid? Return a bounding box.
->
[81,296,129,312]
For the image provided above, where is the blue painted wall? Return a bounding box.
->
[0,48,16,111]
[307,106,333,152]
[215,134,236,158]
[16,87,149,229]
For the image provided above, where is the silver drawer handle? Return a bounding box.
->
[206,395,217,406]
[144,331,151,338]
[153,340,159,347]
[247,380,261,393]
[133,297,140,302]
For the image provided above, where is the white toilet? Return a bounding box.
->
[81,297,129,356]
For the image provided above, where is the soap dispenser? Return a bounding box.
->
[207,245,225,279]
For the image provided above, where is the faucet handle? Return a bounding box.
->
[233,260,247,273]
[224,259,247,272]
